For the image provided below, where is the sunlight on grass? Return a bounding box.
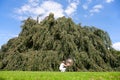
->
[0,71,120,80]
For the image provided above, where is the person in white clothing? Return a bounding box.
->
[59,61,67,72]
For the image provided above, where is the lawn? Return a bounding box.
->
[0,71,120,80]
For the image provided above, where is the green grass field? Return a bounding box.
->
[0,71,120,80]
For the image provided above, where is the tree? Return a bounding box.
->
[0,13,119,71]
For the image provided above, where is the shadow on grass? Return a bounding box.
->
[0,77,5,80]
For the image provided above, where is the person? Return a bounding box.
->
[59,61,67,72]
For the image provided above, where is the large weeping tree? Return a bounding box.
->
[0,13,120,71]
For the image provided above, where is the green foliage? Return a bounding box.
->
[0,13,120,71]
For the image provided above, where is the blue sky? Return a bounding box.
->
[0,0,120,50]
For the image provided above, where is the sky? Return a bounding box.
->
[0,0,120,50]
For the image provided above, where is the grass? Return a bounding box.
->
[0,71,120,80]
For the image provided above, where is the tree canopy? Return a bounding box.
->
[0,13,120,71]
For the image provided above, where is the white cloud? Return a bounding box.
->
[82,4,88,10]
[105,0,114,3]
[28,0,39,6]
[93,4,103,9]
[82,0,92,10]
[28,0,39,3]
[90,4,103,13]
[15,0,64,21]
[16,5,31,14]
[40,1,64,18]
[65,0,80,16]
[67,0,80,3]
[112,42,120,51]
[14,0,113,20]
[65,3,78,16]
[14,0,80,21]
[89,4,103,15]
